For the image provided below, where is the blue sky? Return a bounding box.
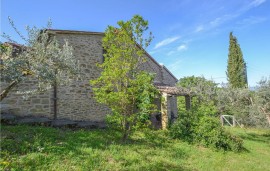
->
[1,0,270,86]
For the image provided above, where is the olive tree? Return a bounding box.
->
[216,78,270,127]
[0,17,79,101]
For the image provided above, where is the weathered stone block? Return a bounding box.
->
[41,99,49,104]
[32,99,41,104]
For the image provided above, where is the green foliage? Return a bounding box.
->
[217,79,270,128]
[217,87,252,123]
[2,125,269,170]
[172,75,244,151]
[169,111,196,142]
[177,76,270,128]
[90,15,157,140]
[133,72,159,122]
[226,32,247,88]
[177,75,217,88]
[0,17,79,101]
[170,115,243,152]
[253,78,270,127]
[195,116,243,152]
[177,76,218,117]
[0,43,11,56]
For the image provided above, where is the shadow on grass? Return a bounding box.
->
[1,124,121,155]
[239,132,270,144]
[117,130,192,170]
[1,124,191,170]
[1,124,185,153]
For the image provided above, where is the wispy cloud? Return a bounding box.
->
[167,58,183,72]
[177,44,188,51]
[154,36,180,49]
[238,0,267,15]
[165,44,188,56]
[210,17,222,26]
[237,16,267,26]
[193,0,267,35]
[167,51,175,56]
[195,25,204,32]
[249,0,266,8]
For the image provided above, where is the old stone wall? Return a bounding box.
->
[140,54,163,83]
[54,33,110,121]
[1,30,178,123]
[161,65,177,86]
[0,78,53,118]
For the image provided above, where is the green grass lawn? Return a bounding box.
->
[1,124,269,171]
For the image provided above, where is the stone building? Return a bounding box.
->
[1,29,191,129]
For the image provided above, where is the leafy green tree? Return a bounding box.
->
[0,18,79,101]
[255,77,270,126]
[171,76,244,151]
[217,87,252,125]
[173,76,218,143]
[216,78,270,128]
[90,15,157,141]
[177,76,218,117]
[226,32,248,88]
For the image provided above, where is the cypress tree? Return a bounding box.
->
[226,32,248,88]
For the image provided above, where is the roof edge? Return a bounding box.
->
[161,65,178,81]
[46,29,104,36]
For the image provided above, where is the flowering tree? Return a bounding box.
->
[0,18,79,101]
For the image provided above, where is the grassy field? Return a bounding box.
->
[1,124,269,171]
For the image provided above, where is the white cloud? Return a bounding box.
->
[209,15,235,28]
[210,17,222,26]
[237,16,267,26]
[249,0,266,7]
[154,36,180,49]
[193,0,266,35]
[195,25,204,32]
[177,44,187,51]
[167,51,175,56]
[241,0,266,12]
[167,59,183,72]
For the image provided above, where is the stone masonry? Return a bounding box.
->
[1,29,178,126]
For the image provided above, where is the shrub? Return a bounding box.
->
[169,115,243,152]
[169,111,195,142]
[195,116,243,152]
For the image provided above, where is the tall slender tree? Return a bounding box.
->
[90,15,158,141]
[226,32,248,88]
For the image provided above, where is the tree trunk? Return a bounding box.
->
[0,80,18,101]
[266,114,270,125]
[260,107,270,126]
[122,121,130,142]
